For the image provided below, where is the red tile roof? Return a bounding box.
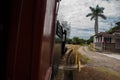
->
[95,32,113,37]
[96,32,112,37]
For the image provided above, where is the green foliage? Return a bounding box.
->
[66,38,72,44]
[78,53,90,64]
[86,5,106,34]
[88,44,96,52]
[86,5,106,21]
[66,37,86,44]
[66,36,93,45]
[95,67,120,80]
[87,36,93,44]
[72,37,80,44]
[72,37,86,45]
[107,25,120,34]
[73,67,120,80]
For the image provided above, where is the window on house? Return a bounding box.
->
[104,37,111,43]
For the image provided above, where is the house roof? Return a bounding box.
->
[95,32,113,37]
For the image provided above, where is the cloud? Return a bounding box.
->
[58,0,120,39]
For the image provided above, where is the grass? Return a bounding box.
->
[70,45,120,80]
[56,44,120,80]
[88,43,96,52]
[60,44,120,80]
[94,67,120,80]
[73,66,120,80]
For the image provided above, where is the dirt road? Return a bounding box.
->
[78,46,120,73]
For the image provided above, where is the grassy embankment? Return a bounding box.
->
[73,66,120,80]
[72,45,120,80]
[88,43,96,52]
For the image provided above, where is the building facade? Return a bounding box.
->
[94,32,120,53]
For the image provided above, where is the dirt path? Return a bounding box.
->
[78,46,120,73]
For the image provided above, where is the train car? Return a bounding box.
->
[51,20,67,80]
[0,0,65,80]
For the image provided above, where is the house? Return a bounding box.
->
[94,23,120,53]
[94,32,120,53]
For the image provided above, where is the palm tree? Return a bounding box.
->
[86,5,106,34]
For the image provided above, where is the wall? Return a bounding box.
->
[103,43,120,53]
[95,42,102,51]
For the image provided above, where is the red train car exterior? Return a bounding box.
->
[0,0,60,80]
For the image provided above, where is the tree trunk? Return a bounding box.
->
[94,16,98,35]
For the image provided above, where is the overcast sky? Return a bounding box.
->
[57,0,120,39]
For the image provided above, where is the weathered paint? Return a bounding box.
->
[38,0,57,79]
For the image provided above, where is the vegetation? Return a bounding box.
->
[86,5,106,34]
[65,45,120,80]
[72,37,86,45]
[87,36,93,44]
[67,36,94,45]
[88,43,96,52]
[107,25,120,34]
[66,37,86,45]
[66,38,72,44]
[95,67,120,80]
[73,66,120,80]
[78,53,90,64]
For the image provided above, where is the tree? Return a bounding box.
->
[66,38,72,44]
[107,25,120,34]
[72,37,80,44]
[72,37,85,44]
[86,5,106,34]
[87,36,93,44]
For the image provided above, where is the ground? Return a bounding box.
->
[56,45,120,80]
[78,46,120,73]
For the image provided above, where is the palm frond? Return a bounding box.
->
[100,7,104,10]
[89,7,95,12]
[99,7,104,13]
[95,5,105,13]
[96,5,99,9]
[90,16,95,20]
[98,14,107,19]
[86,13,93,17]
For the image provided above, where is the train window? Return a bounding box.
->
[56,20,63,39]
